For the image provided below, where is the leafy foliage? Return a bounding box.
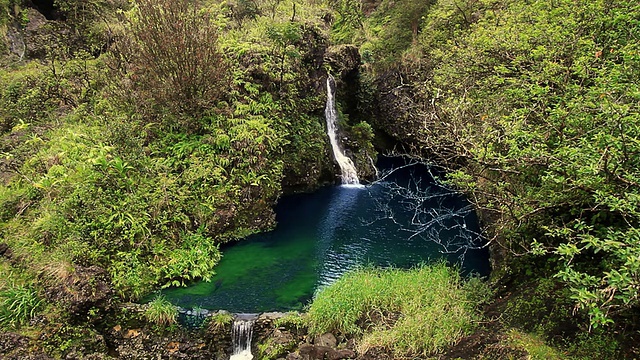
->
[368,0,640,327]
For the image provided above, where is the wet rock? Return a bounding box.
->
[260,312,289,321]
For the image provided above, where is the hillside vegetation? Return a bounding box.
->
[0,0,339,341]
[0,0,639,358]
[340,0,639,356]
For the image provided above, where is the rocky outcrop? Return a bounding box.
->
[324,45,360,79]
[103,304,233,359]
[109,326,224,360]
[4,7,69,60]
[324,45,360,80]
[0,332,52,360]
[255,313,357,360]
[43,265,112,319]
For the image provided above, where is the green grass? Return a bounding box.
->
[307,262,487,357]
[144,295,178,327]
[507,329,566,360]
[0,284,42,329]
[274,311,307,330]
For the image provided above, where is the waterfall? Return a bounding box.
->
[229,315,256,360]
[325,75,360,185]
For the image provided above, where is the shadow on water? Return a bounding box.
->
[160,157,490,312]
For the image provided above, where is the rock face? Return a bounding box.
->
[43,265,112,318]
[0,332,52,360]
[5,7,67,60]
[324,45,361,80]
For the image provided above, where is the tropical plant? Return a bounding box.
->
[145,295,178,326]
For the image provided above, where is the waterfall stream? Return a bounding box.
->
[229,315,256,360]
[325,75,360,185]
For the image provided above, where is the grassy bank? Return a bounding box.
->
[307,263,490,357]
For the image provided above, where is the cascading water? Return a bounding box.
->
[229,315,256,360]
[325,75,360,185]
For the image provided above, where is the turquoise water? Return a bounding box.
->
[161,158,490,312]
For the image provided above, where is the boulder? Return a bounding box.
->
[313,332,337,348]
[327,349,356,360]
[299,344,333,360]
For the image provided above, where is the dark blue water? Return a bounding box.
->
[161,157,490,312]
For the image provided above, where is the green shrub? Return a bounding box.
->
[117,0,229,125]
[307,263,487,357]
[208,311,234,331]
[144,295,178,327]
[0,285,42,328]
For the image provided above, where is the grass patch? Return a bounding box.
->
[0,261,42,329]
[506,329,566,360]
[0,284,42,329]
[307,262,487,357]
[274,311,307,331]
[144,295,178,327]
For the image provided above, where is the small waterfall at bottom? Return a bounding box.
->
[229,314,257,360]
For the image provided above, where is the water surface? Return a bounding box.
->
[161,158,490,312]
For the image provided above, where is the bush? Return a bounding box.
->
[121,0,229,124]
